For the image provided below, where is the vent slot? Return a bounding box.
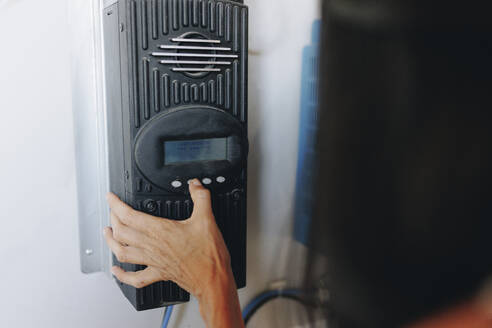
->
[160,60,231,65]
[160,45,231,51]
[152,32,236,77]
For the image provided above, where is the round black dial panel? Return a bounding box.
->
[134,105,247,192]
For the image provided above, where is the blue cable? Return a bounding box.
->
[159,289,302,326]
[161,305,174,328]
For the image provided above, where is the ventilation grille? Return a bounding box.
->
[152,34,238,76]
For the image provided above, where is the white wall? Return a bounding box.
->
[0,0,319,327]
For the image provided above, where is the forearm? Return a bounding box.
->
[197,265,244,328]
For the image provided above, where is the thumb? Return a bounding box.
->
[188,179,213,219]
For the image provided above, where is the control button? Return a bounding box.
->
[202,178,212,185]
[171,180,182,188]
[216,176,226,183]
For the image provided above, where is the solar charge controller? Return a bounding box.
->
[102,0,248,311]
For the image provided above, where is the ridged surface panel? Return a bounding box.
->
[151,0,158,39]
[130,0,140,128]
[161,74,170,107]
[182,0,189,26]
[213,191,246,287]
[130,0,248,148]
[172,0,179,30]
[217,74,224,106]
[136,0,247,95]
[182,82,190,102]
[233,5,239,52]
[217,2,224,37]
[225,68,231,109]
[142,77,244,107]
[141,0,149,49]
[153,198,193,220]
[138,276,187,305]
[200,82,208,102]
[161,0,169,34]
[172,80,180,104]
[191,84,199,101]
[225,4,231,41]
[209,80,216,103]
[240,7,248,122]
[150,1,255,41]
[209,1,216,32]
[192,0,199,26]
[232,60,239,116]
[200,0,207,28]
[153,69,160,112]
[142,58,150,119]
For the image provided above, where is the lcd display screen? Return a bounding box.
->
[164,138,228,164]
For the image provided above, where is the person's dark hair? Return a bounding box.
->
[306,1,492,326]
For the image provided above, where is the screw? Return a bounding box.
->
[145,200,157,212]
[119,23,124,32]
[232,189,241,201]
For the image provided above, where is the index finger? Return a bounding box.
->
[106,193,163,234]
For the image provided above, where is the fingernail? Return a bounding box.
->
[103,228,107,235]
[192,179,201,186]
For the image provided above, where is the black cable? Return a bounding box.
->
[242,289,308,325]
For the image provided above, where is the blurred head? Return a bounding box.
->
[307,1,492,326]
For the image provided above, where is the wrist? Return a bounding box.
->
[196,262,236,303]
[194,243,233,299]
[197,265,243,328]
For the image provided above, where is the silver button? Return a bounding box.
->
[202,178,212,185]
[171,180,182,188]
[216,176,226,183]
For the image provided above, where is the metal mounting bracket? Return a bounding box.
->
[69,0,111,275]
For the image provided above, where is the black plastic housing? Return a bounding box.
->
[103,0,248,311]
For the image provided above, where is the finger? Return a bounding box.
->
[106,193,162,234]
[111,266,163,289]
[103,227,156,266]
[110,212,126,243]
[188,179,213,219]
[110,212,149,247]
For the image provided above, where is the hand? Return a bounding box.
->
[103,179,232,298]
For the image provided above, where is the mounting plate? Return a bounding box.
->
[69,0,111,275]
